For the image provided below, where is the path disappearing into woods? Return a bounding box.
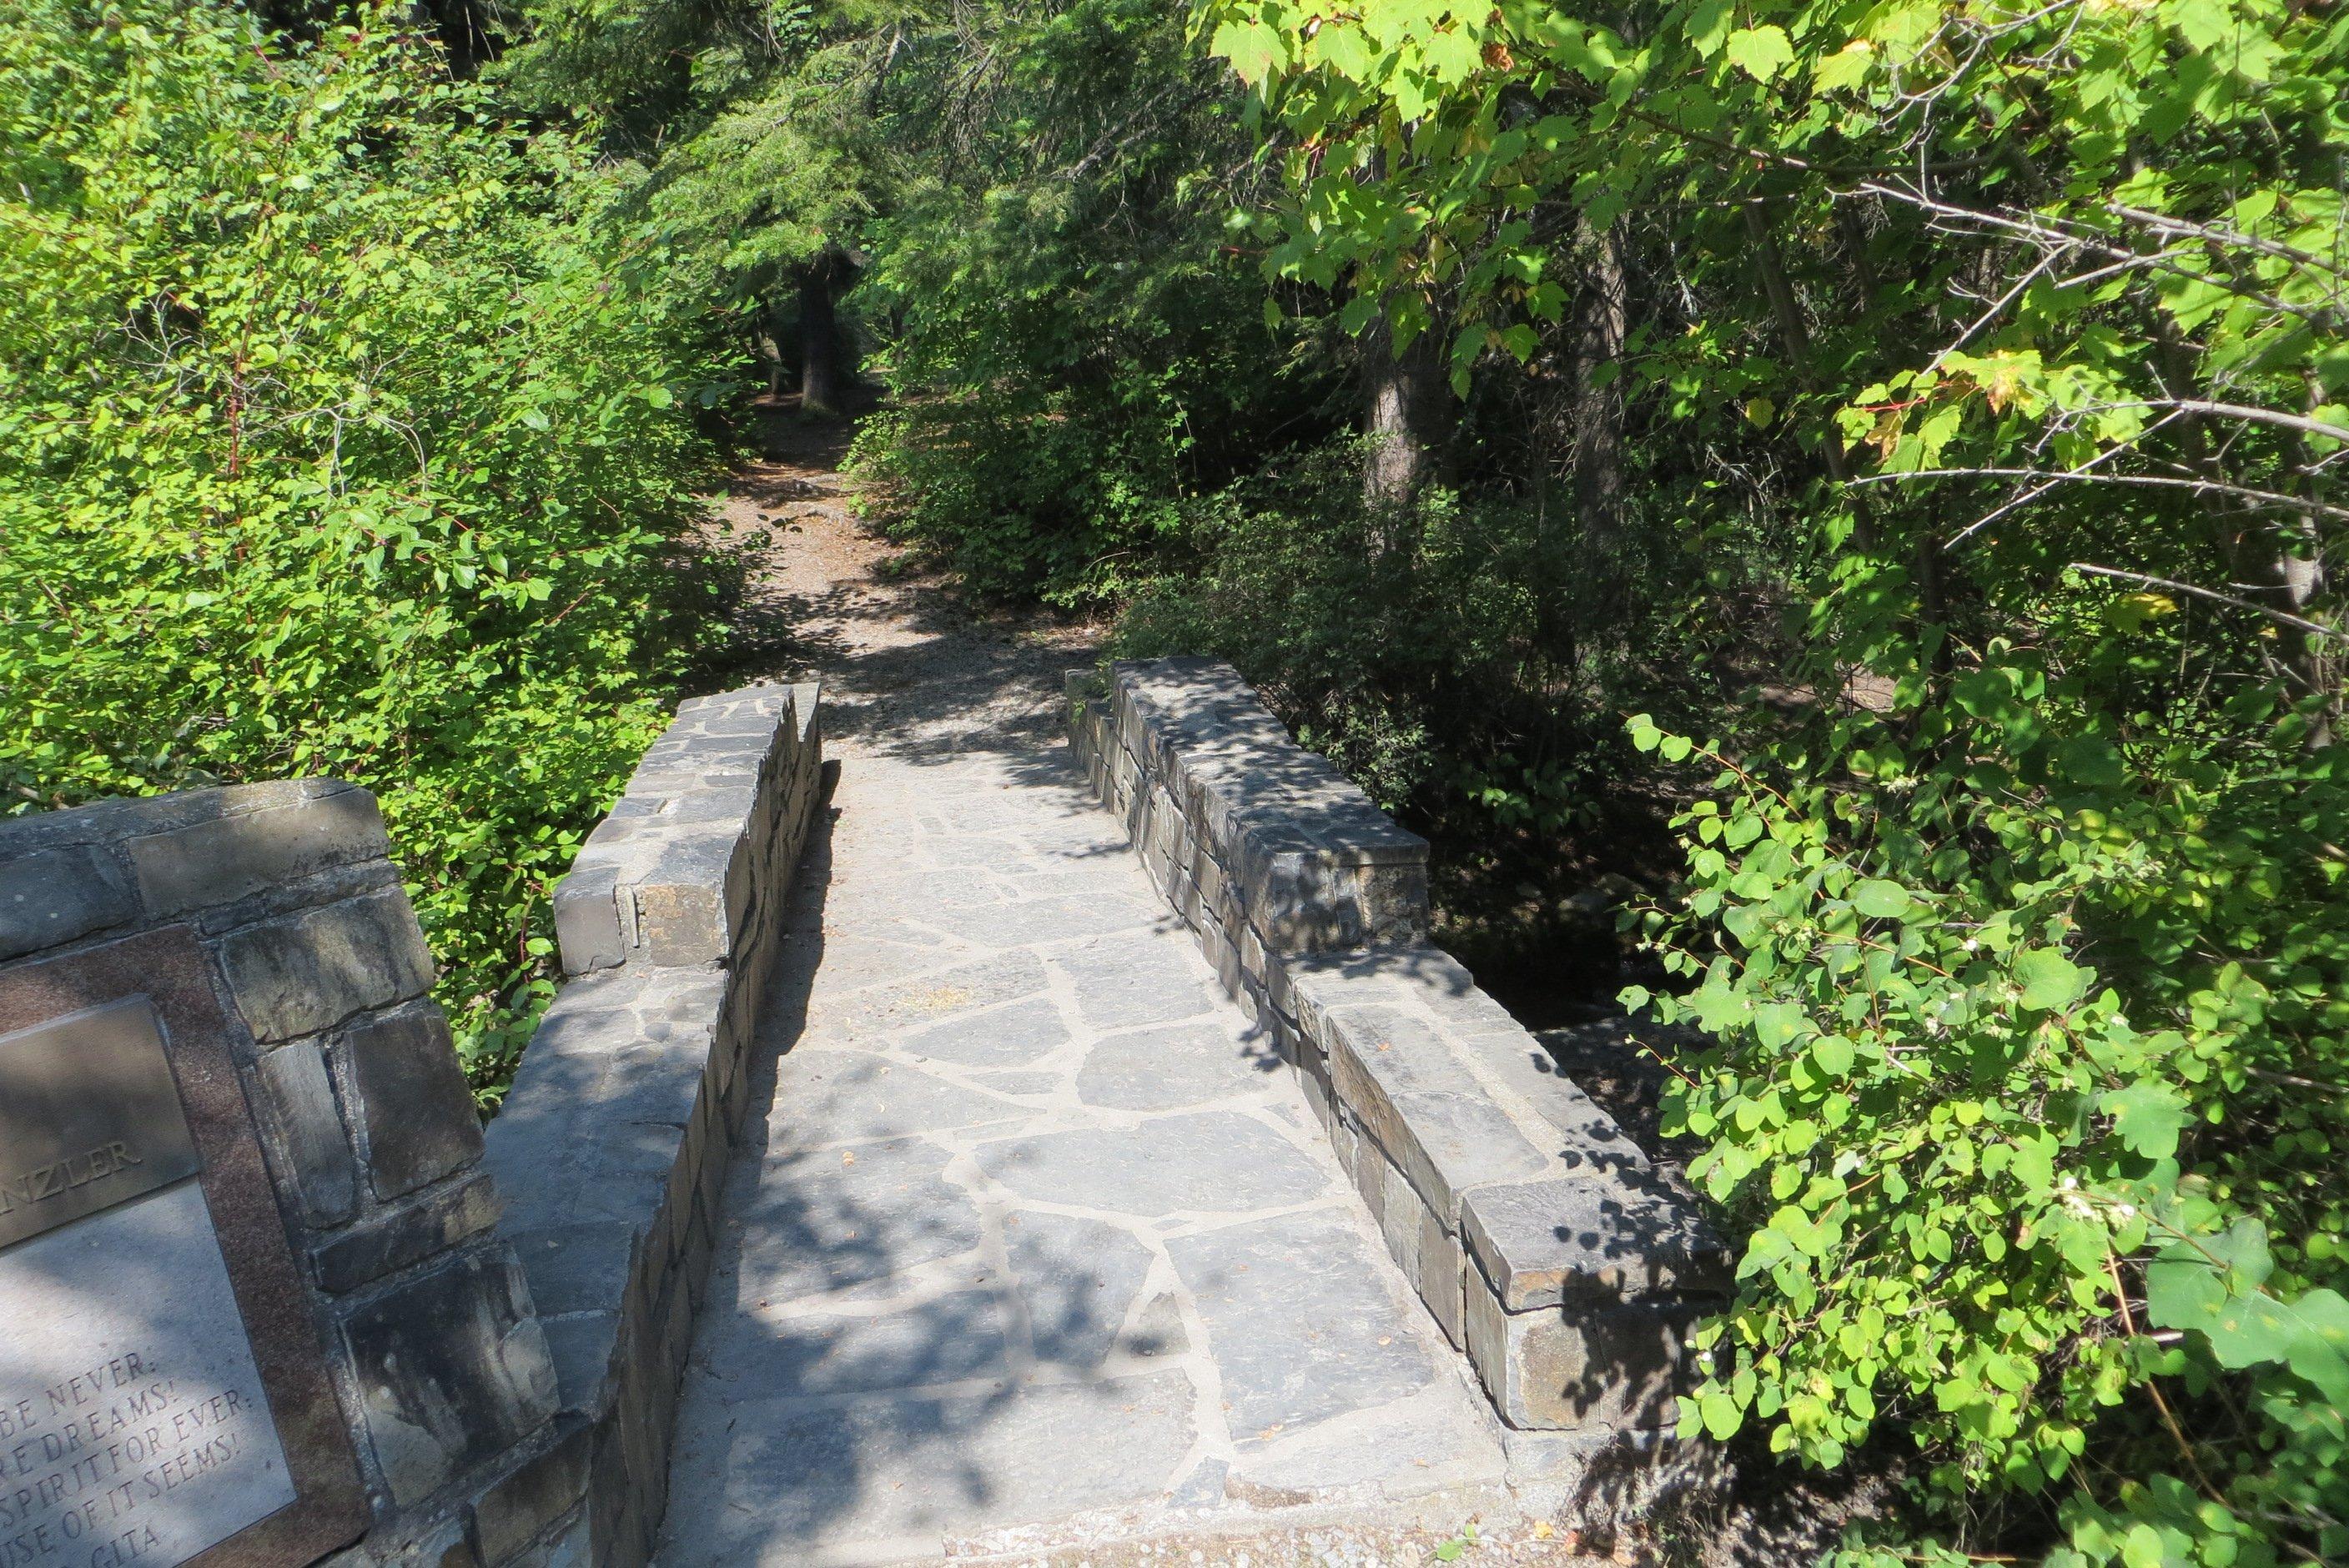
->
[653,413,1580,1566]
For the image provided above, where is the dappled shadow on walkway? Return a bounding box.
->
[731,570,1094,765]
[659,782,1220,1564]
[656,709,1509,1563]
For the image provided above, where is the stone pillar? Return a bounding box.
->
[0,780,576,1565]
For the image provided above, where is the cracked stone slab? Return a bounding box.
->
[1000,1210,1159,1372]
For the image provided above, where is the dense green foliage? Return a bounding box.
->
[0,0,727,1098]
[843,0,1337,603]
[1200,0,2349,1558]
[505,0,1344,604]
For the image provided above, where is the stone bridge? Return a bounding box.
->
[0,659,1723,1568]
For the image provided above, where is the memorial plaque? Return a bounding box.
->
[0,929,366,1568]
[0,1001,202,1250]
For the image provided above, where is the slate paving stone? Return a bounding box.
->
[918,887,1164,945]
[793,932,938,993]
[968,1069,1065,1097]
[1075,1019,1285,1112]
[661,1372,1199,1565]
[1052,934,1219,1030]
[898,996,1070,1069]
[830,949,1051,1038]
[702,1289,1013,1394]
[768,1051,1028,1147]
[727,1137,987,1300]
[837,867,1019,911]
[972,1111,1330,1218]
[1167,1207,1436,1445]
[1000,1210,1157,1371]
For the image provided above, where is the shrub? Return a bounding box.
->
[0,0,732,1101]
[1628,671,2349,1563]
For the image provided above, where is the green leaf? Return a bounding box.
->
[1722,25,1793,80]
[1210,18,1284,84]
[2100,1082,2188,1158]
[1851,879,1912,919]
[2014,948,2089,1013]
[1811,1033,1855,1077]
[1811,40,1874,92]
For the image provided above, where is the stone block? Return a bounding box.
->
[1465,1280,1698,1431]
[1321,1004,1550,1221]
[1356,861,1433,944]
[1198,918,1242,1000]
[1329,1101,1360,1177]
[342,1249,560,1505]
[636,832,752,967]
[513,1511,590,1568]
[538,1311,621,1418]
[470,1420,591,1567]
[1348,1124,1389,1224]
[124,783,389,917]
[314,1172,503,1294]
[551,861,625,976]
[220,886,435,1043]
[1418,1206,1466,1348]
[1377,1156,1425,1283]
[1237,922,1269,991]
[509,1221,645,1319]
[345,1005,485,1199]
[0,844,133,960]
[585,1424,636,1567]
[1299,1061,1336,1138]
[1289,1013,1326,1080]
[254,1036,360,1228]
[1461,1174,1728,1310]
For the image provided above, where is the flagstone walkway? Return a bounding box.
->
[656,741,1512,1565]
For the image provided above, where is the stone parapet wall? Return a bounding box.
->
[486,681,823,1567]
[1069,659,1725,1444]
[0,779,568,1567]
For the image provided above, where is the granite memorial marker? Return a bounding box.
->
[0,928,366,1568]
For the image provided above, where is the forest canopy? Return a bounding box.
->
[4,0,2346,1560]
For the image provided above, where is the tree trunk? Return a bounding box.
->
[1569,218,1629,580]
[761,304,789,399]
[1361,312,1451,510]
[798,249,848,419]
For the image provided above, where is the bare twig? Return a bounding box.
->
[1854,465,2349,527]
[2065,563,2345,642]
